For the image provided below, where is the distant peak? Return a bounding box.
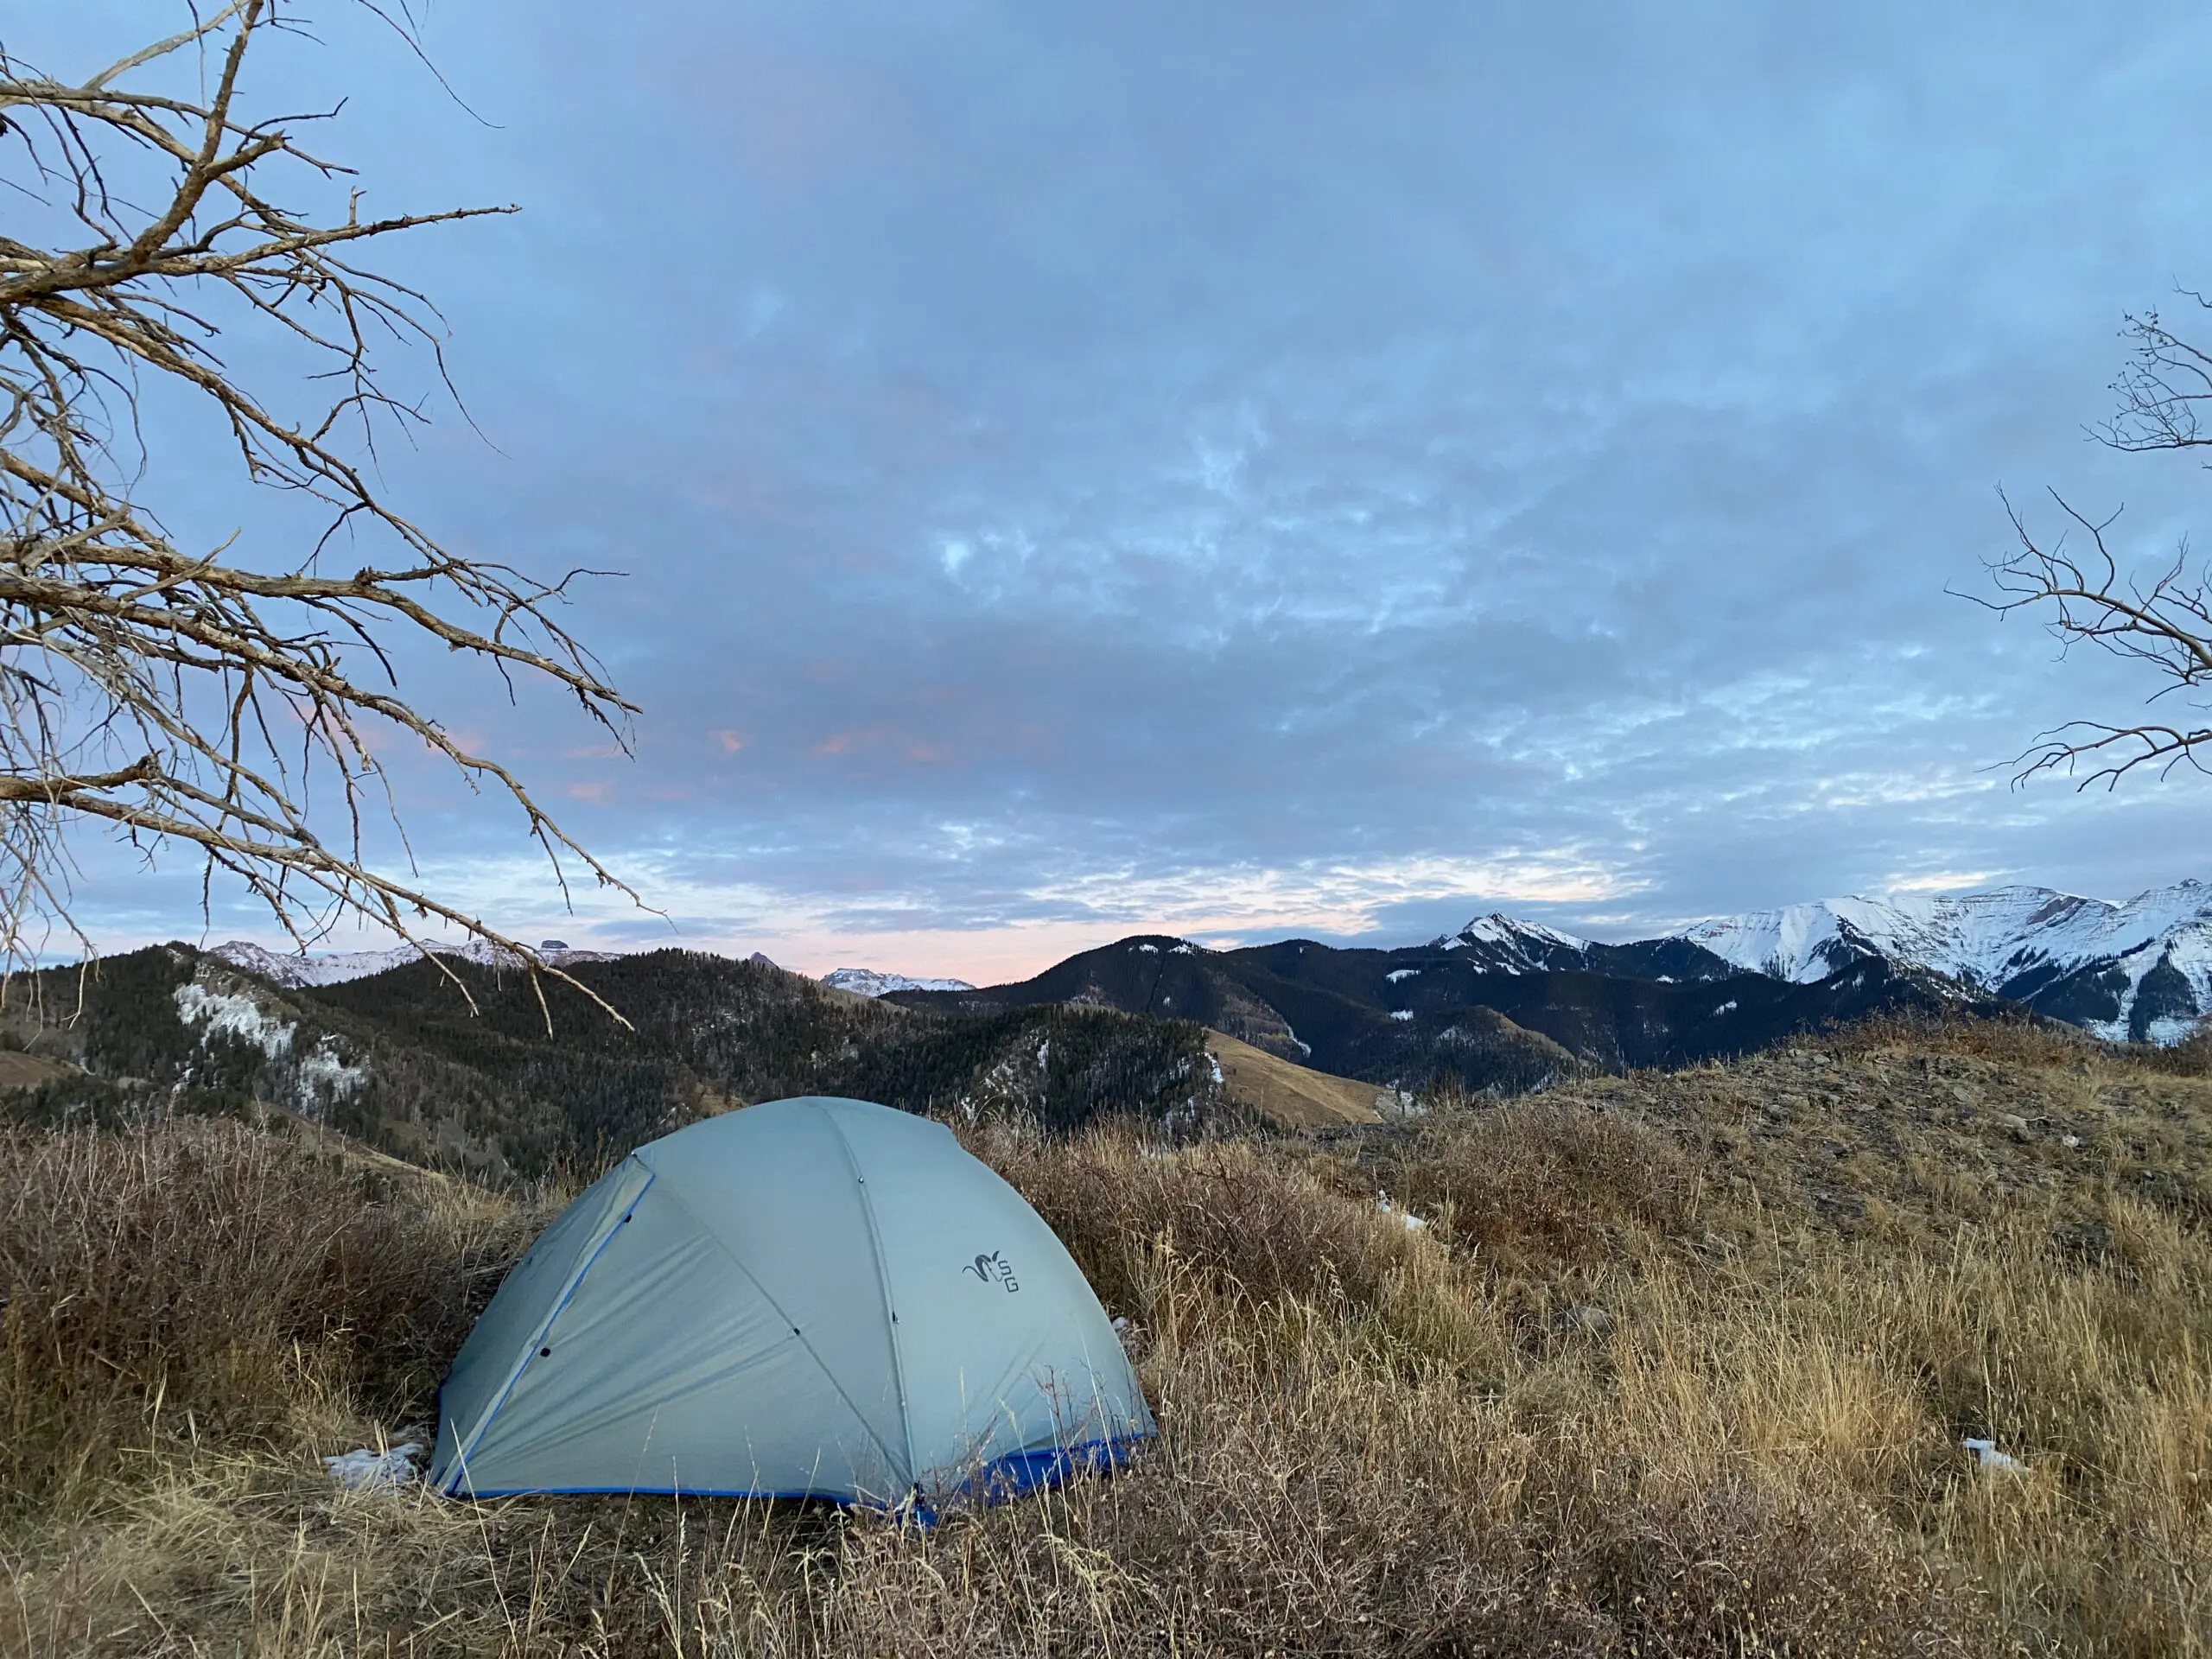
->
[1436,912,1592,952]
[821,967,976,997]
[210,937,617,989]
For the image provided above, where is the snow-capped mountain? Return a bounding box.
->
[1428,914,1595,974]
[1429,913,1739,984]
[212,938,617,989]
[822,968,977,997]
[1672,887,2113,986]
[1665,882,2212,1044]
[1427,881,2211,1044]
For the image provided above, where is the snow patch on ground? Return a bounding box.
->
[174,977,369,1115]
[1962,1437,2024,1473]
[174,981,294,1060]
[296,1035,368,1103]
[1386,968,1420,982]
[1390,1009,1414,1021]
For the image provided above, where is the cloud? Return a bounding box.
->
[1034,853,1646,939]
[20,1,2212,981]
[1882,869,2001,895]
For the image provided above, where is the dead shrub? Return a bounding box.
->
[1831,1008,2101,1071]
[1580,1471,1977,1656]
[0,1119,525,1510]
[1377,1101,1699,1272]
[977,1128,1424,1316]
[798,1325,1980,1659]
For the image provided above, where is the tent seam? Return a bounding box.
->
[444,1164,655,1494]
[816,1100,922,1492]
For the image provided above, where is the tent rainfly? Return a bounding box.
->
[428,1096,1154,1510]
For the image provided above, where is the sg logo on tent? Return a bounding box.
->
[963,1250,1020,1293]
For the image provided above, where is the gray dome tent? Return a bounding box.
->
[428,1096,1153,1510]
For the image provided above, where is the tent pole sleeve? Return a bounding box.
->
[444,1166,656,1494]
[817,1101,921,1491]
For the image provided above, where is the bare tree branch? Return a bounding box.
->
[0,1,651,1023]
[1974,486,2212,789]
[2101,294,2212,459]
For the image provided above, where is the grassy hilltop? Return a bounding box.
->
[4,1014,2210,1656]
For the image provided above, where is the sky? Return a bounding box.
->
[16,2,2212,982]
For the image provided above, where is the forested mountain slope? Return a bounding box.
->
[0,947,1230,1180]
[889,931,2008,1084]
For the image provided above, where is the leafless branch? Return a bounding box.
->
[1973,489,2212,789]
[2101,294,2212,459]
[0,1,649,1023]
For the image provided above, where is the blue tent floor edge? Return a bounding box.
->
[944,1431,1153,1510]
[439,1431,1155,1524]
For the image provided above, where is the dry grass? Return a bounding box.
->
[3,1027,2210,1655]
[1200,1032,1385,1129]
[0,1120,527,1517]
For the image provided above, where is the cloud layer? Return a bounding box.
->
[23,2,2212,977]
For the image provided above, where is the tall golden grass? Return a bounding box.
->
[3,1027,2208,1655]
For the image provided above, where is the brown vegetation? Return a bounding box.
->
[3,1022,2210,1655]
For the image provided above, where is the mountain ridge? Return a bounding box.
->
[1658,881,2211,1043]
[822,967,977,996]
[885,928,2000,1090]
[2,943,1393,1177]
[1412,879,2208,1045]
[209,938,619,988]
[200,878,2208,1046]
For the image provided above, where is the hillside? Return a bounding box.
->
[0,946,1234,1177]
[891,930,2005,1085]
[1200,1030,1392,1128]
[0,944,1408,1173]
[5,1013,2208,1653]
